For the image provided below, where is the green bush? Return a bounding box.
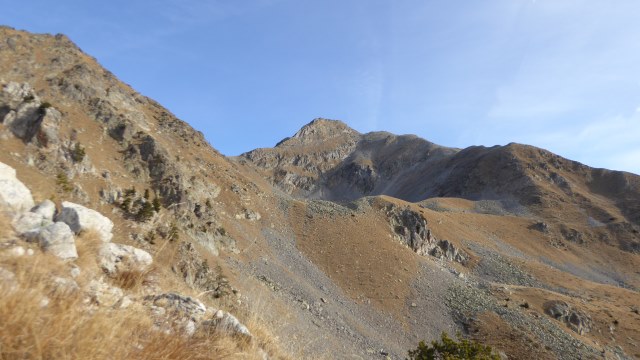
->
[55,172,73,193]
[152,197,162,212]
[168,223,179,242]
[407,332,500,360]
[38,101,52,115]
[136,201,155,222]
[71,143,86,163]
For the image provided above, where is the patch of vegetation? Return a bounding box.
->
[152,197,162,212]
[38,101,52,115]
[143,230,156,245]
[136,201,155,222]
[71,143,86,163]
[55,172,73,193]
[407,332,500,360]
[117,187,159,222]
[216,227,227,237]
[168,223,179,242]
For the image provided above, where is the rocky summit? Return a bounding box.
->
[1,26,639,360]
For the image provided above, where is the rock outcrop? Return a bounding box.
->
[0,162,34,213]
[12,212,53,240]
[543,300,592,335]
[98,242,153,276]
[145,292,251,339]
[56,202,114,242]
[0,82,61,147]
[31,200,56,220]
[202,309,252,338]
[37,222,77,260]
[386,205,468,264]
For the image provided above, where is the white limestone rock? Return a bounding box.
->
[85,278,125,307]
[4,246,26,257]
[144,293,207,336]
[31,200,56,220]
[12,212,53,241]
[98,242,153,276]
[37,222,78,260]
[0,162,34,213]
[0,267,18,294]
[202,309,252,339]
[56,201,113,242]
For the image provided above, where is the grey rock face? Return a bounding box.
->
[543,300,592,335]
[387,206,432,255]
[37,222,78,260]
[386,205,468,264]
[530,221,550,233]
[0,161,34,213]
[429,239,469,264]
[31,200,56,220]
[98,242,153,276]
[0,82,60,146]
[56,201,113,242]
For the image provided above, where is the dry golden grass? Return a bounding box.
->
[0,233,291,359]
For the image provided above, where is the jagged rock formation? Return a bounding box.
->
[543,300,593,336]
[385,203,468,263]
[240,118,361,196]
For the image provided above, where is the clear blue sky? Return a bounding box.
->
[3,0,640,174]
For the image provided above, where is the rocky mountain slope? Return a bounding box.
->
[241,119,640,255]
[1,26,640,360]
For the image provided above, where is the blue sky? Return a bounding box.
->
[3,0,640,174]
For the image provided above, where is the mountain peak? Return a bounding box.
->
[288,118,359,143]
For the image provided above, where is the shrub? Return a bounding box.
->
[55,172,73,193]
[136,201,155,222]
[407,332,500,360]
[168,223,179,242]
[71,143,86,163]
[152,197,161,212]
[124,187,136,197]
[38,101,52,115]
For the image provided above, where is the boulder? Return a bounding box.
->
[31,200,56,220]
[0,162,34,213]
[0,267,18,294]
[543,300,592,335]
[85,278,125,307]
[6,101,42,140]
[144,293,207,336]
[202,309,252,339]
[49,276,79,297]
[3,246,26,257]
[98,242,153,276]
[56,201,113,242]
[37,222,78,260]
[12,212,53,240]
